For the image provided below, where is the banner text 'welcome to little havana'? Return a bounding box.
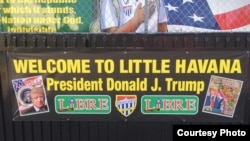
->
[12,58,242,95]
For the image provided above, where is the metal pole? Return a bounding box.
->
[145,0,149,33]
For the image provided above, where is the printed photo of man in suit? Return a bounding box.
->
[22,87,49,115]
[203,85,224,113]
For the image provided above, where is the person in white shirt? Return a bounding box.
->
[100,0,168,33]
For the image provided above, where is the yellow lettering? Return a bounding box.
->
[46,77,103,91]
[13,59,28,73]
[176,59,242,74]
[230,59,241,73]
[176,59,186,73]
[46,59,56,73]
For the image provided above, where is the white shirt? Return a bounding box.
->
[100,0,168,32]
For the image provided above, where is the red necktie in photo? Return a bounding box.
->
[210,97,215,108]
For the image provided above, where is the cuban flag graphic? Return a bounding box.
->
[164,0,250,32]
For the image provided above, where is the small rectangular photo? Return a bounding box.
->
[12,75,49,116]
[202,75,243,118]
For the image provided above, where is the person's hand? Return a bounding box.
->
[148,1,156,19]
[134,2,156,24]
[204,106,212,111]
[134,3,144,24]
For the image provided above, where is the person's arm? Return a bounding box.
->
[158,22,168,32]
[104,2,156,32]
[157,0,168,32]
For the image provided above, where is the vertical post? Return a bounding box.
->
[145,0,149,33]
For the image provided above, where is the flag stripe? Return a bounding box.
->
[207,0,250,14]
[168,24,250,32]
[214,4,250,30]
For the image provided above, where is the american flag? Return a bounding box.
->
[164,0,250,32]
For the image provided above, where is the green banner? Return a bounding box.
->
[0,0,92,32]
[141,95,199,115]
[55,95,111,114]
